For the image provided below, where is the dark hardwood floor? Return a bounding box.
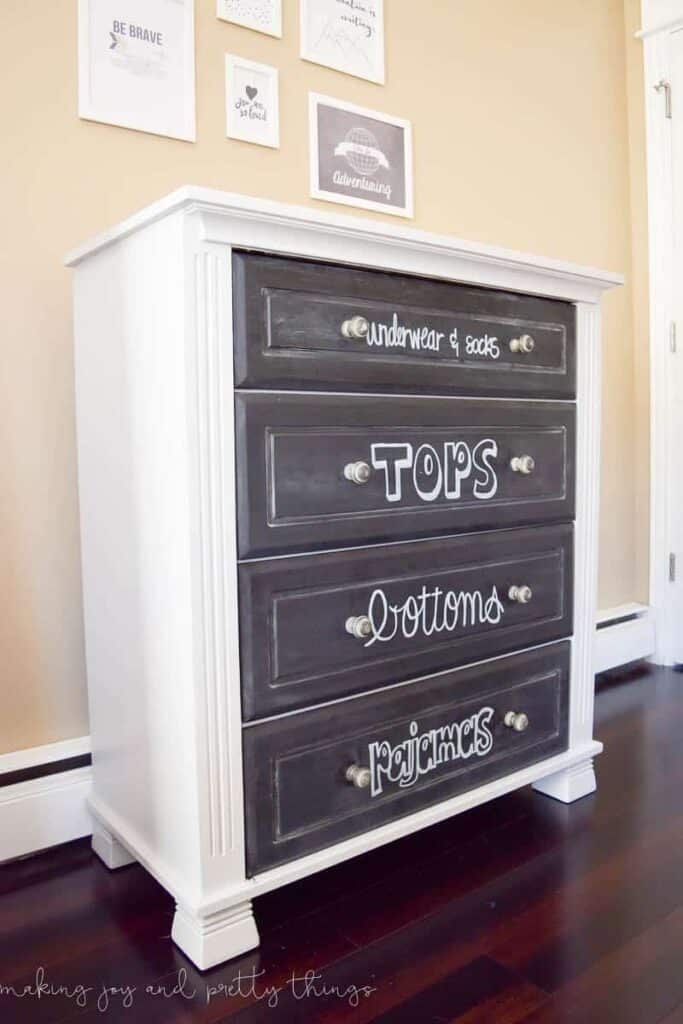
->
[1,662,681,1023]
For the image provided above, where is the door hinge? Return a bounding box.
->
[655,79,673,118]
[670,552,677,582]
[671,321,677,353]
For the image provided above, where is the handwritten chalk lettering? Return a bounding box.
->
[368,709,495,796]
[365,584,505,648]
[366,313,445,352]
[369,443,412,501]
[358,318,501,360]
[465,333,500,359]
[370,439,499,504]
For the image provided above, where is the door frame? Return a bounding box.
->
[639,0,683,663]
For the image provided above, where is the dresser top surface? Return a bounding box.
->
[64,186,623,301]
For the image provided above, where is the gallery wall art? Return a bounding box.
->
[309,93,413,217]
[78,0,196,141]
[301,0,385,84]
[217,0,282,38]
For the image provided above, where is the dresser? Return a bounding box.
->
[67,188,621,969]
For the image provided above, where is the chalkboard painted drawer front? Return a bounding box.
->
[233,253,576,398]
[240,525,572,720]
[236,394,575,558]
[243,643,570,874]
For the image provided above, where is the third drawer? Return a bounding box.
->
[239,523,573,720]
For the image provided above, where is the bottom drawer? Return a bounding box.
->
[243,643,570,875]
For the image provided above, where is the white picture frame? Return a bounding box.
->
[78,0,196,141]
[217,0,282,37]
[309,93,413,218]
[225,55,279,148]
[300,0,385,84]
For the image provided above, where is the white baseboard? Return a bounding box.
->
[0,767,93,864]
[0,735,91,774]
[595,603,656,674]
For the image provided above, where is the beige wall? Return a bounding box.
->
[1,0,649,754]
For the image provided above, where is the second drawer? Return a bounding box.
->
[236,393,575,558]
[239,524,573,719]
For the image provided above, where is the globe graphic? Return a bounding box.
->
[343,127,381,176]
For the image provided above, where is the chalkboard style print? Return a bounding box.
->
[78,0,196,140]
[309,93,413,217]
[226,56,279,148]
[300,0,385,83]
[217,0,282,37]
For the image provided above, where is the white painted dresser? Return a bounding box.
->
[67,188,621,969]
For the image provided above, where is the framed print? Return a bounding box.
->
[78,0,195,141]
[226,56,279,148]
[300,0,384,84]
[217,0,282,37]
[309,93,413,218]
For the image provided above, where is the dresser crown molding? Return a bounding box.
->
[69,189,621,969]
[65,186,622,302]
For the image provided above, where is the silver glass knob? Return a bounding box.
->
[508,584,533,604]
[344,461,372,485]
[504,711,529,733]
[341,315,370,340]
[346,615,372,640]
[510,455,536,475]
[345,764,371,789]
[509,334,535,354]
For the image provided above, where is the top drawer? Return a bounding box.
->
[233,252,576,398]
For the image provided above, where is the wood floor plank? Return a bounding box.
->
[361,957,547,1024]
[515,903,683,1024]
[488,811,683,989]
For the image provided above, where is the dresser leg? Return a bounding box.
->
[171,900,260,970]
[532,758,597,803]
[91,822,137,869]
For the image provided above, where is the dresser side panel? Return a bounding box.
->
[73,214,203,899]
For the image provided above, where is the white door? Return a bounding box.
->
[668,29,683,660]
[663,29,683,655]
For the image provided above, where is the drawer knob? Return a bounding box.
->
[346,615,373,640]
[510,455,536,475]
[504,711,530,733]
[345,764,371,789]
[508,584,533,604]
[344,461,372,485]
[509,334,535,354]
[341,315,370,340]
